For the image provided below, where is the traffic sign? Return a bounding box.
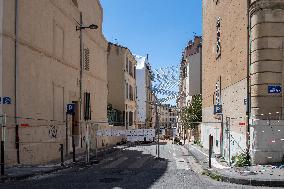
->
[67,104,75,114]
[0,97,12,104]
[214,104,222,114]
[268,85,281,94]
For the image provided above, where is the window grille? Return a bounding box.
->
[215,80,221,105]
[84,48,90,71]
[216,17,221,58]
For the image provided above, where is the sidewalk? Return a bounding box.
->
[184,143,284,187]
[0,146,123,183]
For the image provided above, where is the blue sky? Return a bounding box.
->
[100,0,202,104]
[101,0,202,68]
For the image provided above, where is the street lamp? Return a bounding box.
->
[76,24,98,31]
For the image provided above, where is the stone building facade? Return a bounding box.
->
[177,36,202,142]
[0,0,108,165]
[135,55,154,129]
[107,43,137,129]
[202,0,284,164]
[183,36,202,104]
[249,0,284,164]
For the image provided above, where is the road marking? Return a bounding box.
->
[102,156,128,169]
[175,157,190,170]
[128,156,150,169]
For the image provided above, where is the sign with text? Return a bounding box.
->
[67,104,75,114]
[214,104,222,114]
[0,97,12,104]
[268,85,281,94]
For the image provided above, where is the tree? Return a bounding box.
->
[180,94,202,130]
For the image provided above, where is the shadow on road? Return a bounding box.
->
[0,144,169,189]
[94,145,168,189]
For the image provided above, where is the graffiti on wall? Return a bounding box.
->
[48,125,58,139]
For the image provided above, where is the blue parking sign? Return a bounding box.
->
[214,104,222,114]
[67,104,75,114]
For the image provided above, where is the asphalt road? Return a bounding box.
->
[0,142,280,189]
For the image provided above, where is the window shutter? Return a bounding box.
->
[84,48,90,71]
[84,92,91,120]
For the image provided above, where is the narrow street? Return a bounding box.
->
[0,143,279,189]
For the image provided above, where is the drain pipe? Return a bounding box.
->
[246,0,251,165]
[14,0,20,164]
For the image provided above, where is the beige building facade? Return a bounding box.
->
[202,0,284,164]
[202,0,248,162]
[107,43,137,129]
[0,0,109,165]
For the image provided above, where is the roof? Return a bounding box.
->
[134,55,147,69]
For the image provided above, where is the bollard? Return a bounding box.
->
[15,125,20,164]
[60,144,64,166]
[72,142,76,163]
[1,141,4,175]
[209,135,213,168]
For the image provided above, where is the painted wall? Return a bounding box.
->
[250,120,284,164]
[136,67,146,126]
[0,0,108,165]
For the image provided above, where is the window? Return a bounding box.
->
[129,61,133,77]
[54,23,64,59]
[84,48,90,71]
[125,112,128,128]
[126,57,129,72]
[84,92,91,120]
[216,17,221,58]
[129,85,133,101]
[129,111,133,126]
[215,79,221,105]
[126,82,129,99]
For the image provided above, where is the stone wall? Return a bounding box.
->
[250,0,284,119]
[250,120,284,164]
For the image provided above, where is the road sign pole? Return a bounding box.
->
[65,112,68,156]
[1,114,6,175]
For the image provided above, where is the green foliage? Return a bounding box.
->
[180,94,202,130]
[232,153,250,167]
[193,139,203,147]
[174,136,180,144]
[202,170,222,181]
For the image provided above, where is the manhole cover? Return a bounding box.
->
[99,178,123,183]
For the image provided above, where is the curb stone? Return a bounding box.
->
[0,147,120,183]
[184,145,284,187]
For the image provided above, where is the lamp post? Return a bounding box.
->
[146,99,160,159]
[76,12,98,163]
[76,12,98,120]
